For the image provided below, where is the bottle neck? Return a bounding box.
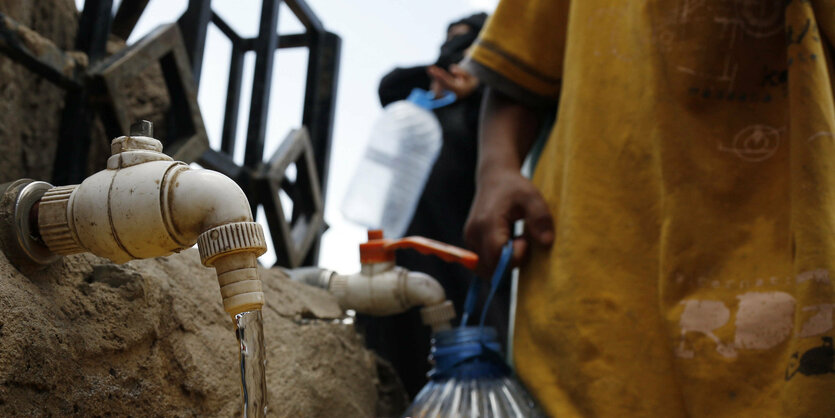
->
[429,326,510,380]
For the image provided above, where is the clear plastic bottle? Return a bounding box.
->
[341,89,448,238]
[404,326,546,418]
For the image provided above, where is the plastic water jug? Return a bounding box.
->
[341,89,453,238]
[403,326,546,417]
[404,241,546,417]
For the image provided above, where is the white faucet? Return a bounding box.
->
[34,120,266,318]
[288,230,479,332]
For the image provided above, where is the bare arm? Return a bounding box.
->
[477,87,542,175]
[464,87,555,276]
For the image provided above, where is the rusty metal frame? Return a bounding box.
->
[0,13,85,90]
[260,128,324,267]
[94,23,209,163]
[188,0,340,267]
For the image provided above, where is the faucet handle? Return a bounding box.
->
[386,237,478,270]
[359,229,478,270]
[130,120,154,137]
[107,120,172,168]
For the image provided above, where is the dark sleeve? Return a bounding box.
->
[378,66,431,107]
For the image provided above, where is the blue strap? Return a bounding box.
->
[406,88,457,110]
[478,240,514,329]
[459,276,481,327]
[459,239,514,328]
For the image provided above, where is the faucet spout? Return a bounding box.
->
[198,224,266,316]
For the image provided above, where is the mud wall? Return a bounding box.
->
[0,249,390,416]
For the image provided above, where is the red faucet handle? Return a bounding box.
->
[358,230,479,271]
[386,237,478,270]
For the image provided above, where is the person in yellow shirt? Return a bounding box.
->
[461,0,835,416]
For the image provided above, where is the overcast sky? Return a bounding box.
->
[75,0,498,273]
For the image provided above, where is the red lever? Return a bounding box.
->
[359,229,478,271]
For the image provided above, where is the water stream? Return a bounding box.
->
[235,310,267,417]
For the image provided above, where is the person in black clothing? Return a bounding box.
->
[359,12,511,399]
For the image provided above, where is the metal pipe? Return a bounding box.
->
[283,266,334,289]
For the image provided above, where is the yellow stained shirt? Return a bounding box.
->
[464,1,835,416]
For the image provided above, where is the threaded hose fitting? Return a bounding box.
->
[38,185,84,255]
[197,222,267,316]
